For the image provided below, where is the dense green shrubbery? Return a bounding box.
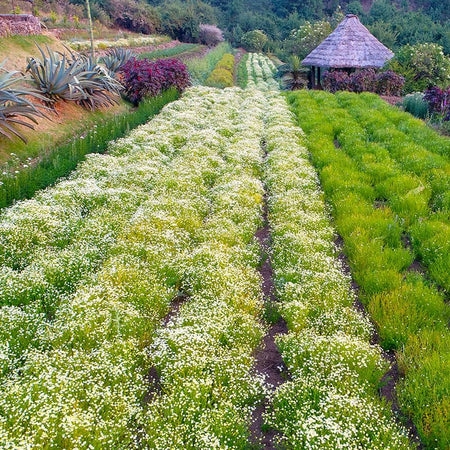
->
[284,20,332,60]
[387,43,450,93]
[240,30,268,52]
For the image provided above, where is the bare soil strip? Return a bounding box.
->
[144,292,189,404]
[336,235,423,448]
[250,144,289,449]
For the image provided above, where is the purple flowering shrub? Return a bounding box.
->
[120,58,190,105]
[322,69,404,96]
[424,86,450,121]
[322,70,350,93]
[375,71,404,96]
[349,69,377,93]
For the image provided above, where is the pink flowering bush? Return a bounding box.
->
[120,58,190,105]
[199,24,224,47]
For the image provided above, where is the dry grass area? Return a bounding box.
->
[0,32,67,72]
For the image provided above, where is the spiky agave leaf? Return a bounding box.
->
[99,47,136,75]
[75,54,123,110]
[0,60,48,143]
[26,44,87,103]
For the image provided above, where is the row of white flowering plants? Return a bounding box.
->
[0,53,413,448]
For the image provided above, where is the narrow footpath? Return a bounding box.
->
[250,142,289,449]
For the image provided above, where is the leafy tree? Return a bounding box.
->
[285,20,332,60]
[346,1,364,16]
[387,43,450,93]
[368,21,398,49]
[368,0,397,24]
[240,30,268,52]
[156,0,217,42]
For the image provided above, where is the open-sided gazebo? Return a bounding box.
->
[302,14,394,88]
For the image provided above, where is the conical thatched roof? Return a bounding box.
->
[302,15,394,68]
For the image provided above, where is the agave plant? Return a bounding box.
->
[0,61,47,143]
[281,56,308,91]
[26,44,88,104]
[99,47,136,75]
[75,55,123,110]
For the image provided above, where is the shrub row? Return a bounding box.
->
[205,53,235,88]
[186,42,232,85]
[333,92,450,293]
[236,53,249,89]
[263,93,411,449]
[288,89,450,448]
[120,57,190,105]
[322,69,405,96]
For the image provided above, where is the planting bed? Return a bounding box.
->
[0,52,448,449]
[288,89,449,448]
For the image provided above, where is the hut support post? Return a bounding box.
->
[311,66,316,89]
[317,67,321,89]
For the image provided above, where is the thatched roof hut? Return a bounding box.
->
[302,14,394,88]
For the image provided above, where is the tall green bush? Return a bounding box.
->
[240,30,268,52]
[387,43,450,93]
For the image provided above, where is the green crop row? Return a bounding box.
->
[236,53,249,89]
[185,42,232,85]
[139,87,269,448]
[262,93,411,449]
[246,53,278,91]
[290,91,449,293]
[288,90,450,449]
[205,53,235,88]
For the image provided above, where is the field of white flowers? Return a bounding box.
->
[0,53,416,448]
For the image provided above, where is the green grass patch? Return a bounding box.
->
[139,43,202,60]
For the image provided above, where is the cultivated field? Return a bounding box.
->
[0,53,448,449]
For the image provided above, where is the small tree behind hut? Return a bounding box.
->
[302,14,394,89]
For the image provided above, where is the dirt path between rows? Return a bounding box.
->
[249,143,289,449]
[144,292,189,404]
